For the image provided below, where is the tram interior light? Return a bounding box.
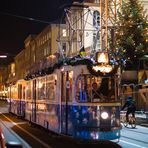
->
[101,112,109,119]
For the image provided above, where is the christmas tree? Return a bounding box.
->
[115,0,148,70]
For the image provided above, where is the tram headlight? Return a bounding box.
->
[101,112,109,119]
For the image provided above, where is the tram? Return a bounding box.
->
[8,57,121,141]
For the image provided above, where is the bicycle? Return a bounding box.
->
[122,114,136,128]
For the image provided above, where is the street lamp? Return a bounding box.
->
[0,52,14,65]
[0,50,8,58]
[0,55,7,58]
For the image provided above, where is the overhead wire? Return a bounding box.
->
[0,11,57,24]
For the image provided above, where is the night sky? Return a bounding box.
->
[0,0,73,65]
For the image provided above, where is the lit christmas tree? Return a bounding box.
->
[115,0,148,70]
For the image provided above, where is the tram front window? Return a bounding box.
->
[75,74,117,103]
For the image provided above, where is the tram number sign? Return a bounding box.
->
[66,81,70,89]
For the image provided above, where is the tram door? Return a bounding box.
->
[32,79,37,122]
[61,71,73,134]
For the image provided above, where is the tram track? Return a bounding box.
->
[121,126,148,135]
[0,112,122,148]
[119,139,148,148]
[0,114,31,148]
[120,125,148,147]
[0,112,52,148]
[0,113,84,148]
[121,135,148,145]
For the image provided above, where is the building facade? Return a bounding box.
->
[63,0,100,57]
[0,66,8,98]
[11,24,64,81]
[15,49,26,80]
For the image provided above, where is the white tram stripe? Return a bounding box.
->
[120,139,147,148]
[67,102,121,106]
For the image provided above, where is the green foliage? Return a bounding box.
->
[115,0,148,70]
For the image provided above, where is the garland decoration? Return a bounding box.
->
[87,63,119,77]
[24,57,118,81]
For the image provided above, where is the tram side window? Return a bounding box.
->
[11,85,17,99]
[46,75,56,100]
[37,78,46,100]
[98,77,114,101]
[46,82,55,100]
[18,84,22,99]
[91,76,103,101]
[75,75,91,102]
[26,81,31,100]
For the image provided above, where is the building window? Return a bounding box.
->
[62,42,66,53]
[44,48,46,56]
[93,10,100,27]
[33,55,36,63]
[62,29,66,37]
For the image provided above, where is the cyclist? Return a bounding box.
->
[121,96,136,122]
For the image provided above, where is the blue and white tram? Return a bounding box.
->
[7,80,26,117]
[9,64,121,141]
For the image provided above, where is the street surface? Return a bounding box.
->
[119,124,148,148]
[0,100,148,148]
